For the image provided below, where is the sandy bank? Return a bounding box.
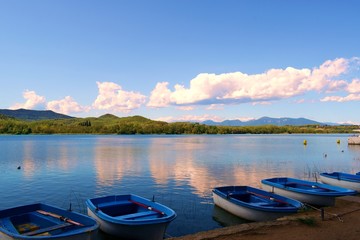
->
[169,196,360,240]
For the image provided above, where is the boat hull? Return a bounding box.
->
[87,210,169,240]
[0,232,96,240]
[86,194,176,240]
[320,172,360,192]
[261,177,356,206]
[0,203,99,240]
[212,186,303,222]
[261,183,335,206]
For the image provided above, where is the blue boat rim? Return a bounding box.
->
[261,177,357,196]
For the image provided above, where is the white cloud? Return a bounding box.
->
[294,99,306,104]
[47,96,89,114]
[10,90,46,109]
[320,78,360,102]
[177,106,195,111]
[326,80,348,92]
[308,58,348,91]
[236,117,256,122]
[148,58,355,108]
[93,82,147,112]
[206,104,224,110]
[339,120,360,125]
[347,78,360,93]
[251,101,272,106]
[147,82,172,107]
[321,93,360,102]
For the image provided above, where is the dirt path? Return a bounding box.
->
[169,196,360,240]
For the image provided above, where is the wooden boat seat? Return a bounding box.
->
[22,223,72,236]
[115,211,159,220]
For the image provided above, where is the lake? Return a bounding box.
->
[1,134,360,238]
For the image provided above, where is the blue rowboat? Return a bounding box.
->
[86,194,176,240]
[0,203,99,240]
[261,177,357,206]
[320,172,360,192]
[212,186,303,222]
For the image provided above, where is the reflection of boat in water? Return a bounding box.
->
[348,135,360,145]
[212,205,250,227]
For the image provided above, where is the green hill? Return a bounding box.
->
[0,109,74,121]
[0,114,14,120]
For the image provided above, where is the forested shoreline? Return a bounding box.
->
[0,114,358,135]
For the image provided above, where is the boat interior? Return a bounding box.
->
[2,212,76,236]
[97,200,163,220]
[228,192,288,207]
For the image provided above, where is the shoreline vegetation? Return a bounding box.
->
[0,114,358,135]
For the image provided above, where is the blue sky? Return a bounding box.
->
[1,0,359,124]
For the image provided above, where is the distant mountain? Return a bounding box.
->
[250,117,322,126]
[0,108,336,126]
[202,117,324,126]
[202,119,244,126]
[0,109,74,121]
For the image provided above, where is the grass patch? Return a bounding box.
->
[296,217,318,226]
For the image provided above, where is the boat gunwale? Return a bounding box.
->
[261,177,357,197]
[86,194,177,226]
[320,172,360,183]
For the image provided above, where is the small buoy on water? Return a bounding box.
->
[337,139,340,144]
[303,140,307,145]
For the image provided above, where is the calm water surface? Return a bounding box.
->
[1,134,360,238]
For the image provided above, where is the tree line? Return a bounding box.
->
[0,116,357,135]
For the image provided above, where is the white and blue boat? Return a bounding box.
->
[0,203,99,240]
[261,177,357,206]
[320,172,360,192]
[86,194,176,240]
[212,186,304,222]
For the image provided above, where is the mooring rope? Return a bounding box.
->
[304,203,343,222]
